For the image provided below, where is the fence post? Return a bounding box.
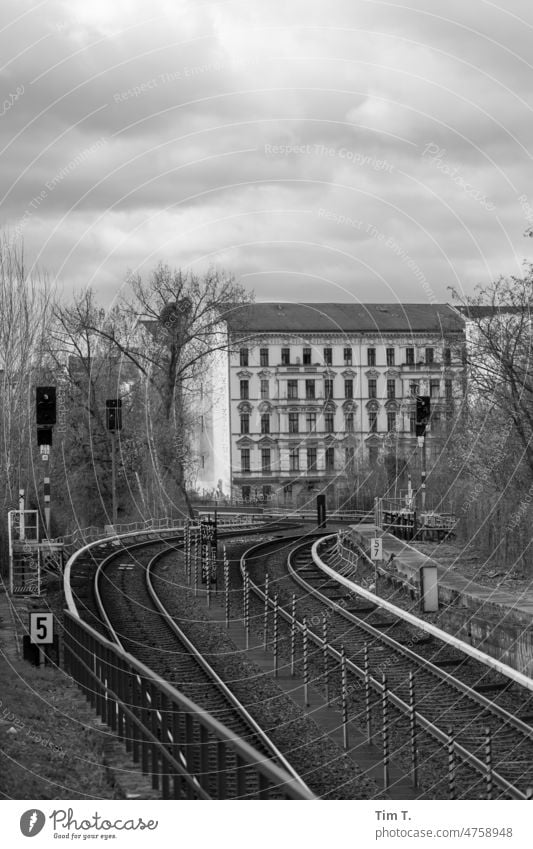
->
[485,726,493,800]
[302,616,309,706]
[184,519,190,584]
[409,671,418,788]
[290,593,296,676]
[194,529,199,597]
[364,642,372,742]
[341,644,348,750]
[322,612,329,706]
[447,726,457,800]
[223,546,229,628]
[264,573,269,650]
[243,564,249,650]
[273,594,278,677]
[382,673,389,790]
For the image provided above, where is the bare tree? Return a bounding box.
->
[0,236,54,553]
[450,266,533,479]
[54,264,252,517]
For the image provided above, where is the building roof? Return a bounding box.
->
[454,304,525,319]
[224,303,464,335]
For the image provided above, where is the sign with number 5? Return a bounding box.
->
[29,612,54,644]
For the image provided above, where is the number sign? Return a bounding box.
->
[29,612,54,645]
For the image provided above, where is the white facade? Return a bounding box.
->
[192,303,465,506]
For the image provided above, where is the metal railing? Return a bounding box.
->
[63,612,313,799]
[63,524,313,799]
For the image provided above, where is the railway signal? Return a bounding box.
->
[36,386,56,425]
[415,395,430,437]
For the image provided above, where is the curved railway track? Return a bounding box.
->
[241,535,533,800]
[91,530,310,799]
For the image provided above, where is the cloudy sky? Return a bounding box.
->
[1,0,533,306]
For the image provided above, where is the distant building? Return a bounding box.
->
[213,302,466,507]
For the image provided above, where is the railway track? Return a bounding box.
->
[92,530,311,799]
[242,535,533,800]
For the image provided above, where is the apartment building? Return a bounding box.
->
[224,303,465,506]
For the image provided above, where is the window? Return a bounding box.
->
[386,347,395,367]
[262,485,272,501]
[409,412,416,434]
[241,448,250,473]
[425,347,434,364]
[306,412,316,432]
[261,448,271,473]
[367,348,376,366]
[307,447,317,471]
[409,381,419,397]
[345,446,355,471]
[325,412,335,433]
[242,486,251,502]
[325,446,335,472]
[368,411,378,433]
[289,447,299,471]
[240,379,249,400]
[303,347,311,365]
[323,347,332,365]
[260,379,269,399]
[445,379,453,401]
[343,347,352,365]
[387,411,397,432]
[387,379,396,400]
[368,446,378,466]
[443,347,451,366]
[288,412,299,433]
[260,413,270,434]
[260,348,269,367]
[287,379,298,400]
[405,347,414,365]
[430,379,440,398]
[281,347,290,365]
[283,483,293,500]
[305,379,315,400]
[344,379,354,399]
[324,378,334,400]
[368,378,377,399]
[239,348,248,367]
[240,413,250,434]
[345,412,354,432]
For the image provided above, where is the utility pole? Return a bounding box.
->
[36,387,56,539]
[106,399,122,528]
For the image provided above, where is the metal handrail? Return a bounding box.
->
[316,535,533,695]
[63,611,314,799]
[240,536,528,799]
[64,525,314,799]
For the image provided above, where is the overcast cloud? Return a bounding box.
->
[1,0,532,306]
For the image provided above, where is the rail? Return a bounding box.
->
[240,536,530,799]
[64,524,314,799]
[63,612,314,799]
[313,535,533,695]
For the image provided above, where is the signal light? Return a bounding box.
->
[416,395,431,436]
[106,399,122,431]
[37,427,53,446]
[36,387,56,425]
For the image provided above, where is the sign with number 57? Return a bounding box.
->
[370,538,383,561]
[29,612,54,644]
